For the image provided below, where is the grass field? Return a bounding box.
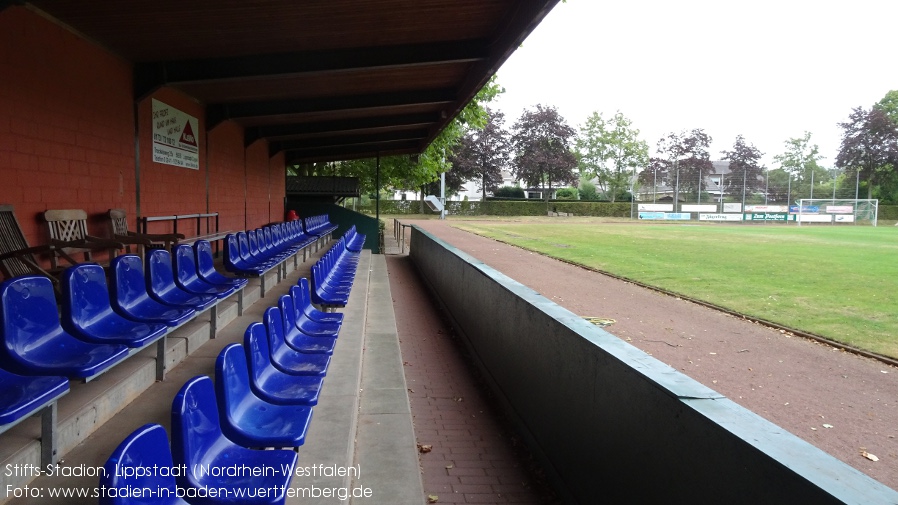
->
[447,218,898,359]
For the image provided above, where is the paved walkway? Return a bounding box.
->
[386,252,557,504]
[405,218,898,492]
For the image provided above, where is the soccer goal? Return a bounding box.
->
[796,199,878,226]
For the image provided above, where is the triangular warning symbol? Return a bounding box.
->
[179,121,198,147]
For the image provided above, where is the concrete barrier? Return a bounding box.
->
[409,226,898,504]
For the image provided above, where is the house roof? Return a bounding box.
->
[22,0,559,164]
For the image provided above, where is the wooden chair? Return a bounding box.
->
[108,208,183,257]
[43,209,124,269]
[0,204,77,284]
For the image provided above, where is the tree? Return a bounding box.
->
[325,76,504,198]
[510,104,578,203]
[765,168,792,203]
[447,108,509,199]
[875,90,898,125]
[773,132,826,202]
[637,157,670,202]
[835,106,898,199]
[578,178,600,201]
[720,135,765,198]
[576,111,648,202]
[655,129,714,202]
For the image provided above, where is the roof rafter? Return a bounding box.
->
[134,40,487,99]
[244,112,440,146]
[207,89,455,129]
[285,141,422,165]
[271,129,430,156]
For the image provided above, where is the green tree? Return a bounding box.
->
[510,104,578,203]
[578,178,600,201]
[576,111,648,202]
[836,106,898,199]
[773,132,826,201]
[874,90,898,125]
[721,135,765,199]
[554,187,578,200]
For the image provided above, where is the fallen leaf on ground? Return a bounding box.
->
[417,444,432,453]
[861,450,879,462]
[427,495,439,503]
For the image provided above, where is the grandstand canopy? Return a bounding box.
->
[18,0,559,164]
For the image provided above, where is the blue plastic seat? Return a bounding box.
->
[195,240,247,289]
[173,244,235,299]
[310,263,349,307]
[265,305,335,354]
[244,322,324,406]
[215,344,313,448]
[60,264,168,347]
[291,279,343,324]
[242,231,279,269]
[303,215,337,239]
[109,255,196,327]
[145,249,217,311]
[279,293,340,338]
[224,233,265,276]
[171,376,296,505]
[99,423,190,505]
[0,275,129,379]
[0,367,68,428]
[344,225,366,252]
[0,366,68,466]
[263,306,331,376]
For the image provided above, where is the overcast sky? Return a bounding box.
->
[492,0,898,168]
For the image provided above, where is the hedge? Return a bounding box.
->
[356,200,898,220]
[356,199,633,217]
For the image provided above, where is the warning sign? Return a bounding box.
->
[152,99,200,169]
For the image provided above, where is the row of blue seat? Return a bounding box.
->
[224,215,337,297]
[100,237,357,504]
[0,239,247,467]
[310,232,364,308]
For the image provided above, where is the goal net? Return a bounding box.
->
[796,199,878,226]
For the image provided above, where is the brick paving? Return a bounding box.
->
[385,253,558,504]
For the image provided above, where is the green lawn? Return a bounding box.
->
[449,219,898,358]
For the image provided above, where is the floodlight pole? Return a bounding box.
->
[440,170,446,220]
[375,152,380,223]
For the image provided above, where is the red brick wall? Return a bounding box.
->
[0,7,135,247]
[0,7,287,260]
[207,122,247,233]
[270,151,286,223]
[245,141,271,229]
[136,87,207,236]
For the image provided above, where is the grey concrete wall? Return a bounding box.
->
[409,226,898,505]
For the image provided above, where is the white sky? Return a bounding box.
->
[492,0,898,168]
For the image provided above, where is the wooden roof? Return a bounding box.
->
[22,0,559,163]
